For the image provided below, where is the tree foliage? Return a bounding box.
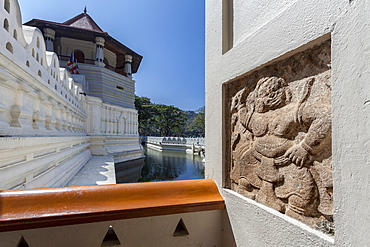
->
[135,96,204,137]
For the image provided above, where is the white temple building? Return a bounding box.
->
[0,0,144,190]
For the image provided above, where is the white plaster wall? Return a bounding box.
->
[0,136,91,189]
[206,0,370,245]
[233,0,298,46]
[331,1,370,246]
[104,47,117,67]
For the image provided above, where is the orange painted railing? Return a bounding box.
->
[0,179,224,232]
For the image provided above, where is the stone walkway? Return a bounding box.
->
[67,155,116,186]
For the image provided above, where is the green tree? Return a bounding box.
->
[184,110,197,136]
[193,107,205,136]
[135,96,156,135]
[135,96,188,136]
[151,104,187,136]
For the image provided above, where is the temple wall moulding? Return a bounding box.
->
[224,39,332,231]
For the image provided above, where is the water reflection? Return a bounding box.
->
[115,158,146,183]
[139,146,205,182]
[115,146,205,183]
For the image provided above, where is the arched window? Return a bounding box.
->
[73,50,85,63]
[26,61,30,67]
[4,0,10,13]
[13,29,17,40]
[6,42,13,53]
[104,57,109,66]
[38,70,42,77]
[32,49,35,57]
[3,18,9,31]
[36,37,40,48]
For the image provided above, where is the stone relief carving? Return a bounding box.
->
[229,40,332,229]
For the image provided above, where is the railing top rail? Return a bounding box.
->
[0,179,224,232]
[143,136,205,145]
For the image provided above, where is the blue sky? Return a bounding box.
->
[17,0,205,111]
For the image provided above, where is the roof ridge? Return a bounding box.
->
[62,13,104,33]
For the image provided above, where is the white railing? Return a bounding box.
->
[0,0,86,137]
[85,96,139,136]
[143,136,205,146]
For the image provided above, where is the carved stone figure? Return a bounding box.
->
[230,71,332,227]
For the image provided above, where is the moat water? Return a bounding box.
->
[116,146,205,183]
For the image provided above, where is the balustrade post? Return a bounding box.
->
[124,54,133,78]
[95,37,105,67]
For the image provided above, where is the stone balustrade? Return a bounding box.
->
[85,96,138,136]
[142,136,205,154]
[0,0,86,137]
[0,0,143,190]
[143,136,205,146]
[0,0,92,190]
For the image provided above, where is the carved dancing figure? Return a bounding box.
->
[230,76,331,225]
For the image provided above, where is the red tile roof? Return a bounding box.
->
[62,13,105,33]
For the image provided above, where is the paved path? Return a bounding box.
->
[67,155,116,186]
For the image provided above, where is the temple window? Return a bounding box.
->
[6,42,13,53]
[73,50,85,63]
[4,0,10,13]
[3,18,9,31]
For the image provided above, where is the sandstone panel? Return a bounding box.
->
[226,40,332,230]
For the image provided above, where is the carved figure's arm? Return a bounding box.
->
[299,103,331,150]
[284,103,331,167]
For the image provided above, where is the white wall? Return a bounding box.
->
[206,0,370,245]
[0,0,143,190]
[0,210,224,247]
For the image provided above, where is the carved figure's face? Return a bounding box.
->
[255,77,286,113]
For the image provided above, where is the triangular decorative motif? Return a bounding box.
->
[173,218,189,237]
[17,236,30,247]
[101,225,121,247]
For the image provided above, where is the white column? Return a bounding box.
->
[95,37,105,67]
[108,107,113,134]
[43,28,55,52]
[124,54,133,78]
[130,112,134,135]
